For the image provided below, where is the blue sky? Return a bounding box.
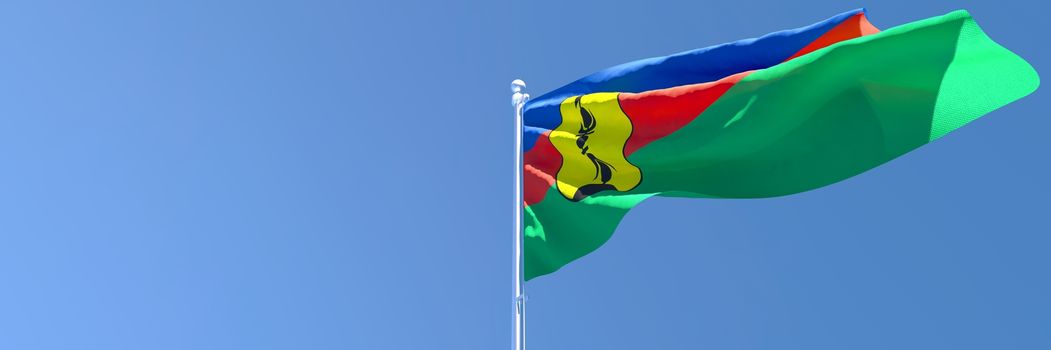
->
[0,0,1047,349]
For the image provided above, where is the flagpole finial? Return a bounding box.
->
[511,79,529,108]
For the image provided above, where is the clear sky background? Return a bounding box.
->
[0,0,1046,349]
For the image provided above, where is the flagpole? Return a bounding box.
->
[511,79,529,350]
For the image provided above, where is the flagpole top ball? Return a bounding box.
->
[511,79,526,93]
[511,79,529,107]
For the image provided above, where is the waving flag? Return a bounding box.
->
[522,9,1039,280]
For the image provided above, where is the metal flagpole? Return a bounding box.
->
[511,79,529,350]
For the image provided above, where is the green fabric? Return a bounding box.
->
[524,11,1039,280]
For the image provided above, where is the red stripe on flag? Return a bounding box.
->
[620,71,752,156]
[523,131,561,206]
[784,13,880,62]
